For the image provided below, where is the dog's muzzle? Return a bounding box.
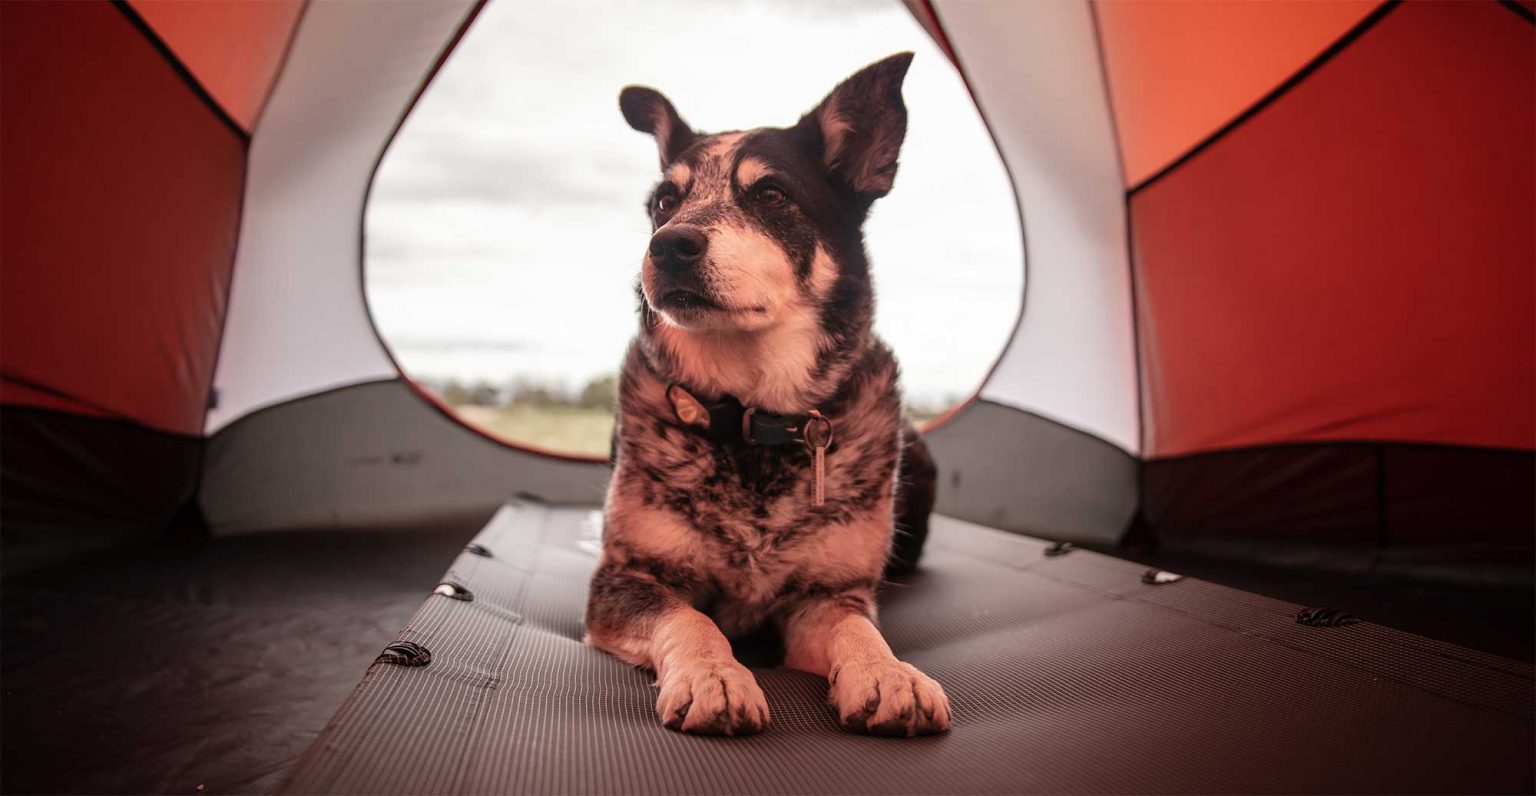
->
[649,226,707,274]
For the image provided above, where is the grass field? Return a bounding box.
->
[453,404,615,456]
[450,402,949,458]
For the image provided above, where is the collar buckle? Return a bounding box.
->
[741,407,757,444]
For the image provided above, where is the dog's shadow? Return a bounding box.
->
[729,624,786,668]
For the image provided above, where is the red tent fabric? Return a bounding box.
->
[1,1,245,436]
[1130,0,1535,457]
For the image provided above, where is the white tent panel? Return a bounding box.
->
[207,0,477,432]
[931,0,1140,454]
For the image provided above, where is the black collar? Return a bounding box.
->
[666,384,828,447]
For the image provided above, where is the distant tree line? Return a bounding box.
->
[421,374,618,412]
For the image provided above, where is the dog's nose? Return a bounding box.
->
[648,226,708,273]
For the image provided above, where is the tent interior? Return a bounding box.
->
[2,0,1532,793]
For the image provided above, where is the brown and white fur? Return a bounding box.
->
[584,53,948,737]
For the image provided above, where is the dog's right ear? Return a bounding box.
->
[620,86,697,169]
[796,52,914,200]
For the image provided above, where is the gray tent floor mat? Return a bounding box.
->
[0,524,478,795]
[283,502,1534,795]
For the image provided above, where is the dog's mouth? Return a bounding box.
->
[654,289,723,313]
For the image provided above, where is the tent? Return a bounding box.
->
[2,0,1531,793]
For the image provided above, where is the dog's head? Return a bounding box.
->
[621,53,913,334]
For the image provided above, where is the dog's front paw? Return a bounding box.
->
[829,657,951,736]
[656,660,770,736]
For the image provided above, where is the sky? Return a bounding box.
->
[366,0,1022,406]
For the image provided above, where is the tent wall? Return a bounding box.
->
[1093,0,1379,188]
[0,0,244,538]
[916,0,1142,543]
[196,0,611,534]
[127,0,304,133]
[3,0,1529,566]
[924,400,1137,544]
[1145,444,1535,579]
[201,379,608,534]
[204,0,477,433]
[927,0,1141,457]
[1120,0,1535,555]
[918,0,1533,557]
[0,0,245,436]
[1,407,202,570]
[1130,0,1534,458]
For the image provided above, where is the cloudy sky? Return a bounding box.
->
[366,0,1022,405]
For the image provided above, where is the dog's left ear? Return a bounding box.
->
[620,85,697,169]
[796,52,914,199]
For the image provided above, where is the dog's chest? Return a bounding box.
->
[628,431,891,621]
[610,340,905,633]
[649,439,823,551]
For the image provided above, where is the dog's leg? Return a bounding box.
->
[780,595,951,736]
[887,423,937,578]
[585,564,769,735]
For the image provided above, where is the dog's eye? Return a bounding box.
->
[755,186,786,207]
[655,194,678,215]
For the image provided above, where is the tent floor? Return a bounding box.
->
[0,523,476,795]
[2,505,1531,794]
[284,503,1532,795]
[1101,546,1536,663]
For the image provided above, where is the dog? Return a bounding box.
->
[584,52,948,738]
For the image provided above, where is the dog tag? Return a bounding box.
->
[804,410,833,507]
[667,384,710,429]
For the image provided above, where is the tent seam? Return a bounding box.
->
[246,0,312,139]
[0,371,139,425]
[109,0,248,140]
[1497,0,1535,23]
[1086,0,1149,541]
[201,0,313,438]
[1127,0,1400,197]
